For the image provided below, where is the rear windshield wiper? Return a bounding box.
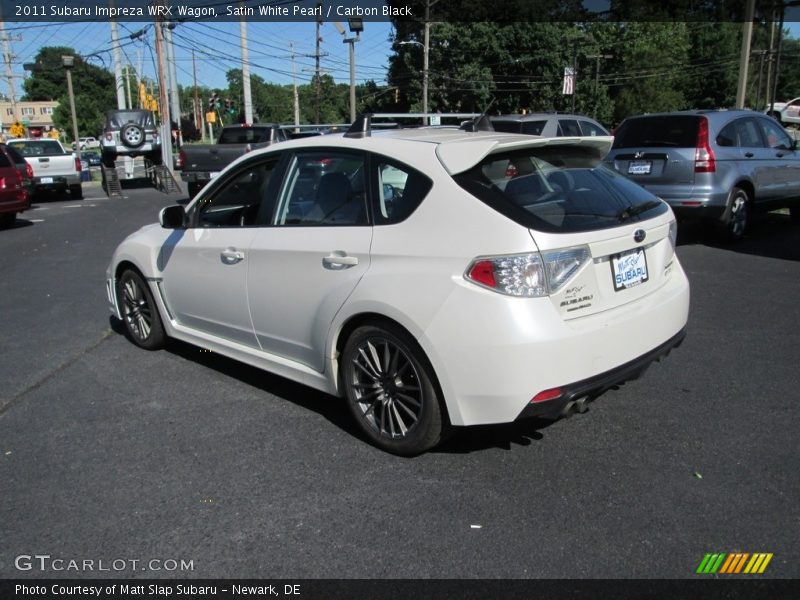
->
[618,200,662,221]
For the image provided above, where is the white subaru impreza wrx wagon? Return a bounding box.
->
[107,116,690,455]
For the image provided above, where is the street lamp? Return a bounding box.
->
[61,55,80,153]
[344,18,362,122]
[398,39,428,122]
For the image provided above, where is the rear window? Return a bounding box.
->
[218,127,273,144]
[453,146,668,233]
[612,115,699,148]
[8,140,66,157]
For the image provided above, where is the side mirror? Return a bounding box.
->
[159,205,187,229]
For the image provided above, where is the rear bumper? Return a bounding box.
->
[637,185,729,220]
[0,190,30,214]
[32,174,80,188]
[516,328,686,420]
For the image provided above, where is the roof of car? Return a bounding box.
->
[623,108,756,119]
[492,113,600,121]
[259,127,614,175]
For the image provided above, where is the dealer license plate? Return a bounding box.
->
[40,177,53,184]
[627,160,651,175]
[611,248,649,291]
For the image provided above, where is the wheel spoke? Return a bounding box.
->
[396,392,421,408]
[390,402,408,436]
[353,357,380,382]
[367,341,383,376]
[394,397,419,423]
[358,347,381,379]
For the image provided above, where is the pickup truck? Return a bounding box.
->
[766,98,800,126]
[8,138,82,199]
[180,123,287,198]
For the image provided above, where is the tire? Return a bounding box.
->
[719,186,749,241]
[69,184,83,200]
[341,324,446,456]
[116,269,166,350]
[187,181,202,199]
[0,212,15,229]
[120,123,145,148]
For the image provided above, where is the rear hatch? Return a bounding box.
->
[608,115,700,187]
[452,139,677,319]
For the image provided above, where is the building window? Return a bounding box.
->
[21,107,34,116]
[5,108,12,116]
[40,106,53,115]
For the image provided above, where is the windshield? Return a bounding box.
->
[8,140,67,157]
[453,146,668,233]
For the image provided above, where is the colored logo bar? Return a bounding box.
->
[696,553,773,574]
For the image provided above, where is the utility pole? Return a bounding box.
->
[735,0,755,109]
[240,17,253,124]
[586,53,612,119]
[290,43,299,130]
[153,1,173,173]
[0,19,19,126]
[110,20,127,109]
[315,2,322,124]
[192,50,200,130]
[164,22,181,146]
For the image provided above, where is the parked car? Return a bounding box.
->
[0,143,31,228]
[101,109,162,168]
[765,98,800,126]
[73,136,100,151]
[180,123,287,198]
[5,143,34,196]
[7,138,82,199]
[107,119,689,455]
[491,113,610,137]
[606,110,800,239]
[81,151,102,167]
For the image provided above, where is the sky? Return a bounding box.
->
[2,19,396,94]
[1,20,798,99]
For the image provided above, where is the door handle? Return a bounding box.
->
[775,152,785,158]
[744,152,754,158]
[323,254,359,268]
[220,247,245,264]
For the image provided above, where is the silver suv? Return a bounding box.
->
[606,110,800,239]
[491,113,609,137]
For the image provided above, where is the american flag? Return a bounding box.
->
[563,67,576,95]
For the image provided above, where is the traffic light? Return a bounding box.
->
[208,93,219,110]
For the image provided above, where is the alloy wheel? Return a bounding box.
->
[122,277,153,341]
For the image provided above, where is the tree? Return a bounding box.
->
[22,47,115,140]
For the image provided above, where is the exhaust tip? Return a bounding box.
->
[574,397,589,414]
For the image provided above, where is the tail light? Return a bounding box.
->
[25,162,33,180]
[465,246,590,297]
[75,156,82,172]
[0,177,6,189]
[694,116,715,173]
[105,132,113,141]
[177,150,186,168]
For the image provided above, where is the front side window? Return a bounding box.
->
[454,146,668,233]
[757,117,793,150]
[374,159,432,225]
[193,159,278,228]
[273,151,367,226]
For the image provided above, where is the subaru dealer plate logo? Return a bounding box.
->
[634,229,646,243]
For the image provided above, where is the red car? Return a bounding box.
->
[0,143,31,229]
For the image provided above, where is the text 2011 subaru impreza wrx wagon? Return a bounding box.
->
[107,117,690,455]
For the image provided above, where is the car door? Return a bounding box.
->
[755,116,800,200]
[158,157,281,347]
[246,149,372,372]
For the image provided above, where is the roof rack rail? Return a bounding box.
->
[344,112,481,138]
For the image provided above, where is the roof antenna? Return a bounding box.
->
[460,98,496,132]
[344,113,373,138]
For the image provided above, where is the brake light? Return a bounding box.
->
[0,177,5,189]
[105,132,113,141]
[177,150,186,168]
[465,247,590,297]
[75,156,82,172]
[25,162,33,179]
[694,116,715,173]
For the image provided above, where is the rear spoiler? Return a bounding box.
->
[435,136,615,175]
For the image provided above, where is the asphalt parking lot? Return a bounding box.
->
[0,180,798,580]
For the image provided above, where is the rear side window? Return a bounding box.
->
[521,121,547,135]
[612,116,699,148]
[453,146,668,233]
[0,149,11,168]
[5,145,26,165]
[218,127,273,144]
[717,118,763,148]
[373,158,432,225]
[492,120,522,134]
[578,120,609,136]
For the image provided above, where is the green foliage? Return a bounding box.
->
[22,47,115,139]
